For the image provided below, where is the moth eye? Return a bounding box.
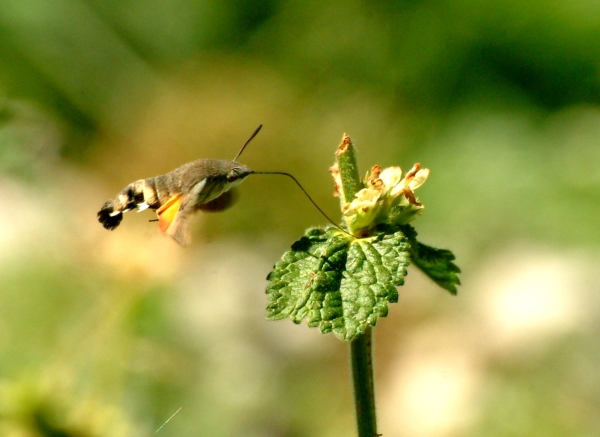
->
[227,166,251,182]
[228,168,242,181]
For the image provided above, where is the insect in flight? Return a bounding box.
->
[97,126,343,246]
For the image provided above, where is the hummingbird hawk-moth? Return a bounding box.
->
[97,126,344,246]
[97,158,253,246]
[97,126,262,246]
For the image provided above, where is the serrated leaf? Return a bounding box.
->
[400,224,461,294]
[266,227,410,342]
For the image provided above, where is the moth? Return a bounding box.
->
[97,126,341,246]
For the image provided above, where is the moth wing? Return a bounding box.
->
[197,188,238,213]
[166,211,193,246]
[157,179,208,247]
[155,195,193,246]
[156,196,183,233]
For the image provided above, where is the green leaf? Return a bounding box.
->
[400,225,461,295]
[266,227,410,342]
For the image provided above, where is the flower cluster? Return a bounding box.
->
[334,163,429,236]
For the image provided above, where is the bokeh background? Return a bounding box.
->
[1,0,600,436]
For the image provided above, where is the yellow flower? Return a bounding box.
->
[379,166,403,196]
[342,183,383,232]
[389,163,429,205]
[340,163,429,235]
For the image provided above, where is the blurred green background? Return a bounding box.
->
[1,0,600,436]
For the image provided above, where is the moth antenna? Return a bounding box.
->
[251,171,353,237]
[233,125,263,161]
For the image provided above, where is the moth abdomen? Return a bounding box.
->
[144,174,172,206]
[98,200,124,230]
[97,179,159,230]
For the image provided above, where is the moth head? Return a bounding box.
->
[227,163,253,183]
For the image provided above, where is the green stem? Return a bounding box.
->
[335,134,378,437]
[351,328,377,437]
